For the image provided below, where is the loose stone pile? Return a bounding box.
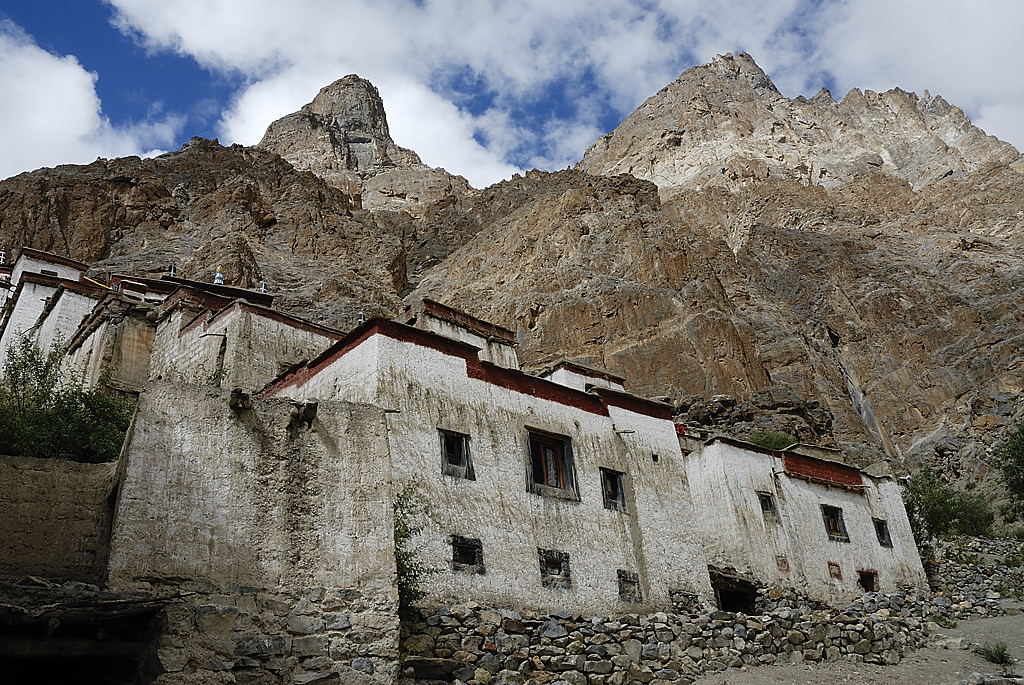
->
[399,537,1024,685]
[925,536,1024,622]
[400,601,930,685]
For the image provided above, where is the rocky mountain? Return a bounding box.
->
[257,75,471,216]
[0,53,1021,493]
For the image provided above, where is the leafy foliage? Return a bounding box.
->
[976,641,1013,666]
[901,468,993,545]
[994,421,1024,522]
[393,481,436,614]
[747,431,797,450]
[0,337,134,463]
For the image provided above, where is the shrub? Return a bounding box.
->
[994,421,1024,522]
[0,337,134,463]
[976,642,1013,666]
[748,431,797,450]
[393,481,436,614]
[902,468,993,544]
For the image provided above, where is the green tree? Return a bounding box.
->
[0,337,134,462]
[994,421,1024,521]
[902,467,993,545]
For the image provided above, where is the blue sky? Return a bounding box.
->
[1,1,1022,188]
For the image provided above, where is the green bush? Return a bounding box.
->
[976,642,1013,666]
[0,337,134,463]
[994,421,1024,522]
[747,431,797,450]
[901,468,993,544]
[393,481,436,615]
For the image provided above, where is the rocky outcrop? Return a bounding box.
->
[1,56,1022,494]
[0,137,407,327]
[578,52,1024,198]
[257,75,471,215]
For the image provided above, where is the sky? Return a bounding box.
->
[1,0,1022,189]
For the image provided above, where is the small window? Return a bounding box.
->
[40,269,58,277]
[537,548,571,589]
[858,569,878,592]
[451,535,484,574]
[601,468,625,510]
[873,518,892,548]
[775,555,790,572]
[617,569,642,603]
[821,505,850,542]
[757,492,779,523]
[440,429,474,480]
[827,561,843,581]
[527,430,578,499]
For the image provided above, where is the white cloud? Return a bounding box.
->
[0,20,182,181]
[9,1,1023,186]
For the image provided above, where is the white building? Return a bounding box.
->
[264,299,714,613]
[681,432,927,607]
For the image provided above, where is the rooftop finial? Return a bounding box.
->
[358,312,366,325]
[168,263,177,277]
[258,280,267,293]
[214,266,224,286]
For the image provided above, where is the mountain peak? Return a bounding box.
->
[257,74,470,215]
[578,52,1023,197]
[257,74,422,194]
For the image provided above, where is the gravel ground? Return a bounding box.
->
[693,604,1024,685]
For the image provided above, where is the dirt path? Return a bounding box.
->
[693,605,1024,685]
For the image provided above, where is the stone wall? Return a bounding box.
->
[0,455,117,582]
[152,582,398,685]
[400,598,931,685]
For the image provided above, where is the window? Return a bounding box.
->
[440,429,474,480]
[617,569,642,603]
[527,430,578,499]
[537,548,571,589]
[821,504,849,542]
[757,492,779,523]
[873,518,892,548]
[451,535,484,574]
[827,561,843,581]
[858,569,878,592]
[601,469,625,510]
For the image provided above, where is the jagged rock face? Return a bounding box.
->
[257,75,471,215]
[1,58,1022,488]
[0,138,407,325]
[578,52,1024,207]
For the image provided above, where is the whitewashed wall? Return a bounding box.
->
[685,441,927,600]
[276,328,713,613]
[0,280,57,366]
[149,303,337,391]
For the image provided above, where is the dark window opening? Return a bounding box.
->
[440,429,474,480]
[775,555,790,572]
[527,430,578,499]
[451,535,484,574]
[617,569,642,603]
[873,518,892,548]
[537,548,571,589]
[821,505,850,542]
[858,569,879,592]
[857,569,878,591]
[601,468,625,510]
[758,492,779,523]
[709,568,758,614]
[0,604,164,684]
[827,561,843,581]
[40,269,58,277]
[651,453,660,463]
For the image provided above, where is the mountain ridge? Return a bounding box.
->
[0,53,1021,499]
